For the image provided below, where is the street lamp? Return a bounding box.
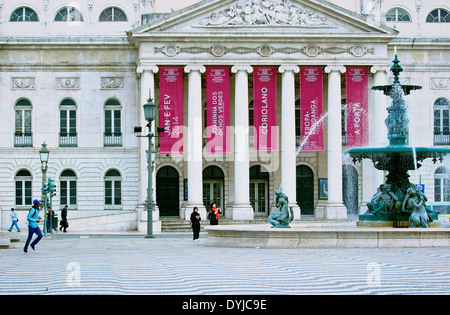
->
[143,97,157,238]
[39,142,49,236]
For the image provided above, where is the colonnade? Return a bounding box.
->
[136,63,388,222]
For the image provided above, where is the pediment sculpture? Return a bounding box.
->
[195,0,336,27]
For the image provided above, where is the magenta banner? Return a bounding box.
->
[206,66,230,154]
[346,66,369,148]
[253,66,277,152]
[159,66,183,154]
[300,67,324,152]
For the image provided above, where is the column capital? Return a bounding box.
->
[136,63,159,75]
[231,65,253,74]
[370,65,389,74]
[184,65,206,73]
[324,65,346,74]
[278,64,300,74]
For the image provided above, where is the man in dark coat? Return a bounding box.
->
[60,205,68,232]
[190,207,201,241]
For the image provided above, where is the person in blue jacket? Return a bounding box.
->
[23,199,43,253]
[8,208,21,232]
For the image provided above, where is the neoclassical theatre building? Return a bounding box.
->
[1,0,449,232]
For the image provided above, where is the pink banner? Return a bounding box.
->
[346,66,369,148]
[159,66,183,154]
[206,66,230,154]
[300,67,324,152]
[253,66,277,152]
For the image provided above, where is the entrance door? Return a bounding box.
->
[296,165,314,215]
[249,165,269,216]
[203,181,223,209]
[202,166,225,212]
[250,181,268,216]
[342,164,359,215]
[156,166,179,216]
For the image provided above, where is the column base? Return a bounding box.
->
[325,202,348,220]
[315,202,347,220]
[227,203,254,220]
[289,203,301,221]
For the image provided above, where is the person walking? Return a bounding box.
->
[46,206,57,234]
[60,205,68,232]
[23,199,43,253]
[209,202,222,225]
[8,208,21,232]
[190,207,201,241]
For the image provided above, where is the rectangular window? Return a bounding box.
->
[104,109,122,146]
[60,109,77,146]
[105,180,112,205]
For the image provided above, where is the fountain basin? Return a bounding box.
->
[204,225,450,248]
[345,146,450,170]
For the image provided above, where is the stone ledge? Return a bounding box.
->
[204,225,450,248]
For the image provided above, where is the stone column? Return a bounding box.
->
[183,65,207,220]
[278,65,301,220]
[360,66,389,210]
[230,65,254,220]
[370,66,389,147]
[136,64,160,232]
[324,65,347,219]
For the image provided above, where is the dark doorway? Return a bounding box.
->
[296,165,314,215]
[156,166,179,216]
[250,165,269,216]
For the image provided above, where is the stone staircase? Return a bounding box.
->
[0,231,22,253]
[161,217,269,233]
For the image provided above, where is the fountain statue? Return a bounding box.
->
[345,54,450,227]
[268,189,294,228]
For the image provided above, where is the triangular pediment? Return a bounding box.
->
[131,0,397,36]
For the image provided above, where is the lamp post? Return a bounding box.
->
[143,97,157,238]
[39,142,49,236]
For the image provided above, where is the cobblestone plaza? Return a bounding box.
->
[1,235,449,295]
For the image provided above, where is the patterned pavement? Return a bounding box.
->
[0,235,449,295]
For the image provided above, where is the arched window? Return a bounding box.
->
[10,7,39,21]
[59,99,77,146]
[55,7,84,22]
[386,8,412,22]
[15,170,32,207]
[104,99,122,146]
[99,7,128,22]
[426,9,450,23]
[433,97,450,145]
[434,166,450,202]
[105,169,122,206]
[60,170,77,206]
[14,98,32,147]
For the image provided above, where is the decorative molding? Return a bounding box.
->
[56,77,80,89]
[430,77,449,90]
[155,43,374,58]
[101,77,124,89]
[194,0,336,28]
[11,77,35,89]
